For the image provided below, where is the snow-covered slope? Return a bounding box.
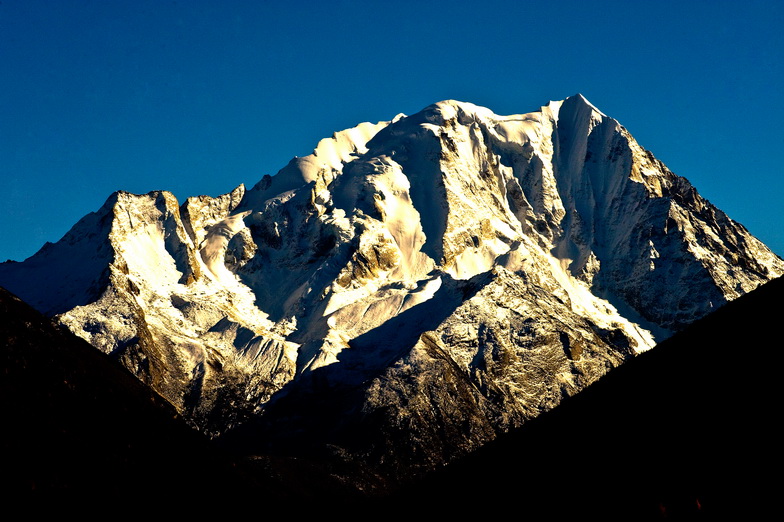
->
[2,95,781,475]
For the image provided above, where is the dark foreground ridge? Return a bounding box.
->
[0,287,285,511]
[391,275,784,519]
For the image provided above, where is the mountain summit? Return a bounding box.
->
[2,94,781,487]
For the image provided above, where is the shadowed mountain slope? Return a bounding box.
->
[394,275,784,519]
[0,286,300,510]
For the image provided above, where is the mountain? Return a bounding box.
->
[2,94,781,490]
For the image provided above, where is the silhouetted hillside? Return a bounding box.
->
[396,276,784,519]
[0,287,282,512]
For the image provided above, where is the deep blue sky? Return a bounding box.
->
[2,0,783,261]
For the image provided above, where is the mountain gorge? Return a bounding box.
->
[1,94,781,491]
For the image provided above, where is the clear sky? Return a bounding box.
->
[2,0,783,261]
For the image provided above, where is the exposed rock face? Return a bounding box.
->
[2,95,781,480]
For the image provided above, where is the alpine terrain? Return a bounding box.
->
[2,94,782,490]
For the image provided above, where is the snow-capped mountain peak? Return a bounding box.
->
[2,95,781,480]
